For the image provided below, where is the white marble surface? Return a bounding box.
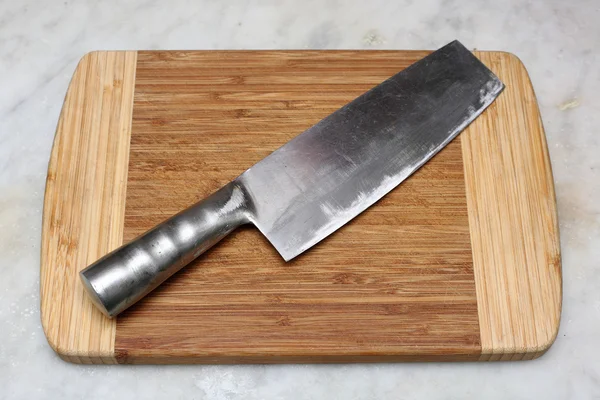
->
[1,0,598,398]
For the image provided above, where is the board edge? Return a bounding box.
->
[465,51,562,361]
[40,50,138,363]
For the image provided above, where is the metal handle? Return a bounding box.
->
[80,181,252,318]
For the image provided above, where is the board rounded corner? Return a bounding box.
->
[78,50,101,67]
[530,333,560,360]
[41,313,116,364]
[497,51,526,68]
[532,290,563,360]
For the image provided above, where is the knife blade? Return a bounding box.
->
[80,40,504,317]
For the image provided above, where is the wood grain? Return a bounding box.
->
[115,51,480,363]
[40,51,137,363]
[462,52,562,360]
[40,50,561,363]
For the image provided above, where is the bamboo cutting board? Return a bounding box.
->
[41,50,561,364]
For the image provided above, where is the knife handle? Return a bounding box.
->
[80,181,252,318]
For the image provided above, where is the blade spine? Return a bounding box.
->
[240,41,471,179]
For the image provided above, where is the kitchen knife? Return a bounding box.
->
[80,40,504,318]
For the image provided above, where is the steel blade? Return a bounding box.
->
[237,40,504,261]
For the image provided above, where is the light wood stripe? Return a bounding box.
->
[463,52,562,360]
[40,51,137,363]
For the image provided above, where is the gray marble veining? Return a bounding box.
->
[0,0,598,398]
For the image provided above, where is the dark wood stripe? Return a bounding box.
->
[115,51,480,363]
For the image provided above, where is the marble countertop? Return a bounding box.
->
[1,0,598,398]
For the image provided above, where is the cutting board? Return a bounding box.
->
[41,50,561,364]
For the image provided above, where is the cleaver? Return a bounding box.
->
[80,40,504,318]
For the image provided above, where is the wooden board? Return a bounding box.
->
[41,50,561,364]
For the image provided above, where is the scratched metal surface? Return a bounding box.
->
[238,40,504,260]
